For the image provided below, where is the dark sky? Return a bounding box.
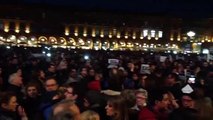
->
[1,0,213,17]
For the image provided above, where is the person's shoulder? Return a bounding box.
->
[0,114,13,120]
[139,107,156,118]
[141,107,153,113]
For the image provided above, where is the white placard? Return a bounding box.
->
[108,59,119,65]
[160,56,167,62]
[140,64,150,74]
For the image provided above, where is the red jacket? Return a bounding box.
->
[138,107,156,120]
[87,80,101,91]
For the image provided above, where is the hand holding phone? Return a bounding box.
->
[188,77,195,84]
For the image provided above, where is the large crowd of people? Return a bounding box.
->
[0,46,213,120]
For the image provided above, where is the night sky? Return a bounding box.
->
[1,0,213,17]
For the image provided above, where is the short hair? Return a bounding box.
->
[52,99,79,118]
[45,77,57,84]
[51,110,74,120]
[8,73,18,84]
[84,91,102,106]
[0,92,16,105]
[80,110,100,120]
[121,89,136,108]
[150,89,168,105]
[25,82,39,91]
[135,88,148,98]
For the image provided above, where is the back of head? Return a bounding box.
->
[51,110,74,120]
[121,89,136,108]
[52,99,80,120]
[8,73,18,84]
[85,90,102,106]
[107,95,129,120]
[80,110,100,120]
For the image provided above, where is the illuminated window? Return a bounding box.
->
[15,21,20,33]
[83,27,87,37]
[117,31,121,38]
[158,31,163,38]
[132,31,136,39]
[151,30,155,38]
[74,26,78,36]
[92,28,96,37]
[65,26,70,36]
[100,28,104,38]
[143,30,148,37]
[25,23,30,33]
[3,21,10,32]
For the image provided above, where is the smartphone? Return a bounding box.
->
[188,77,195,84]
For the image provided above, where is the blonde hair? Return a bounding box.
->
[80,110,100,120]
[136,88,148,98]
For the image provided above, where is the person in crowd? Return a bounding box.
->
[45,63,56,78]
[135,88,156,120]
[56,57,69,85]
[78,67,88,81]
[44,77,59,92]
[163,73,182,100]
[7,72,24,102]
[137,74,148,89]
[56,58,68,71]
[3,47,213,120]
[66,68,79,84]
[83,90,106,119]
[87,68,96,82]
[0,92,28,120]
[52,99,80,120]
[105,95,129,120]
[126,62,135,78]
[56,84,78,101]
[76,67,89,96]
[181,93,196,109]
[21,83,42,120]
[80,110,100,120]
[123,72,139,89]
[150,89,170,120]
[193,86,213,120]
[120,89,139,120]
[169,90,199,120]
[87,73,102,91]
[51,110,74,120]
[169,107,199,120]
[107,68,123,91]
[167,91,179,112]
[40,77,60,120]
[31,69,46,94]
